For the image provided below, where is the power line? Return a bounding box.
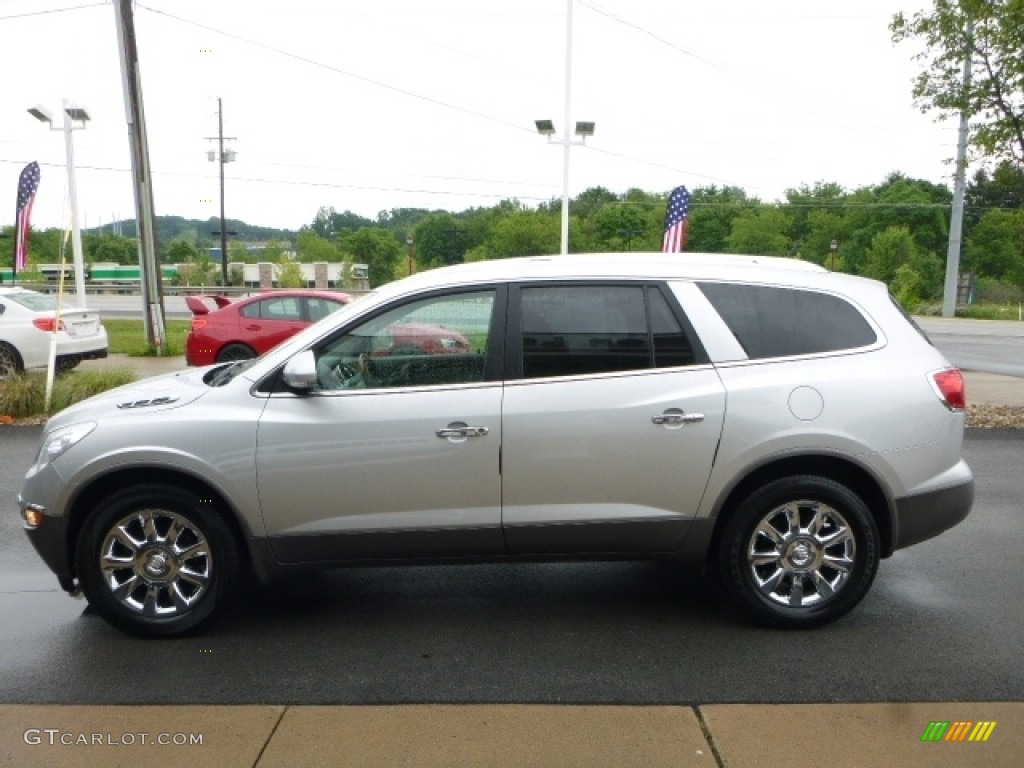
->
[135,3,535,137]
[0,1,106,21]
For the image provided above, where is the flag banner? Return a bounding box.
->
[15,161,41,273]
[662,185,690,253]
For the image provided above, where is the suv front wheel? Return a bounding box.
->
[719,475,880,629]
[75,484,240,637]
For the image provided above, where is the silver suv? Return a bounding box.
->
[19,254,974,636]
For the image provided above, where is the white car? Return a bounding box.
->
[0,287,108,376]
[19,253,973,636]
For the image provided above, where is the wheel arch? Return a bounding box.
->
[707,454,895,561]
[65,467,254,581]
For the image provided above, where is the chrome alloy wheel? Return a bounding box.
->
[99,509,213,617]
[747,500,856,608]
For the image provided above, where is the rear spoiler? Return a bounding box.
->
[184,295,233,315]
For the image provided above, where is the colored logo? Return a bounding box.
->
[921,721,997,742]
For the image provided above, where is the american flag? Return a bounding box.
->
[15,161,41,273]
[661,185,690,253]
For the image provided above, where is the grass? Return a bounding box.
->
[105,318,191,356]
[955,303,1024,321]
[0,315,184,419]
[0,369,136,419]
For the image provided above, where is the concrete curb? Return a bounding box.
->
[2,703,1020,767]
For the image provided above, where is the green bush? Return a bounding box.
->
[0,369,136,419]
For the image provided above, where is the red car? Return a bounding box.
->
[185,290,352,366]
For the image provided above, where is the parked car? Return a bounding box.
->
[0,287,108,377]
[20,253,973,636]
[184,289,353,366]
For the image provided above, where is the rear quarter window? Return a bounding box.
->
[698,282,877,359]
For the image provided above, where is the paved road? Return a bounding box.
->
[1,428,1020,705]
[916,317,1024,378]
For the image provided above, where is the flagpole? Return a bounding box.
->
[10,202,16,284]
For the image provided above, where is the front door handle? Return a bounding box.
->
[436,424,489,439]
[652,409,704,426]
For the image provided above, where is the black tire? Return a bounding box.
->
[216,343,256,363]
[75,484,241,637]
[0,343,22,378]
[56,355,81,373]
[718,475,880,629]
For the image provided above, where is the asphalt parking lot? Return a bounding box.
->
[5,340,1023,767]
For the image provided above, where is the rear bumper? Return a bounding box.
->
[892,474,974,551]
[62,348,107,362]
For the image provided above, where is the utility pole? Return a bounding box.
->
[942,19,973,319]
[112,0,167,352]
[207,98,236,286]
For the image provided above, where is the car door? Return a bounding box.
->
[501,283,726,555]
[255,287,505,563]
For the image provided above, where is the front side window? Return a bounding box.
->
[519,284,697,379]
[314,290,494,391]
[307,297,346,323]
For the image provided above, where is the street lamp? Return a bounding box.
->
[535,0,593,256]
[829,239,839,271]
[536,119,595,256]
[27,100,90,307]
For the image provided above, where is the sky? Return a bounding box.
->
[1,0,955,235]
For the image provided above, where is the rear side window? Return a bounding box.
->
[519,284,697,378]
[698,282,876,359]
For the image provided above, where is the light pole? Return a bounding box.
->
[535,119,595,256]
[535,0,593,256]
[27,101,90,307]
[829,239,839,271]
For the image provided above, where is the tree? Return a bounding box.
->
[342,228,402,285]
[963,207,1024,286]
[484,210,560,259]
[413,213,466,270]
[83,233,137,265]
[166,239,198,264]
[296,229,342,262]
[725,207,793,256]
[966,161,1024,229]
[865,226,919,284]
[686,186,757,253]
[275,255,304,288]
[892,0,1024,165]
[587,202,653,252]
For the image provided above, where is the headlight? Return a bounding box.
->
[37,422,96,469]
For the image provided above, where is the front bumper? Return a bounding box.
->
[19,496,76,593]
[892,474,975,551]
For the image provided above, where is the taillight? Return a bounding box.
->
[191,318,208,331]
[32,318,63,332]
[931,368,966,411]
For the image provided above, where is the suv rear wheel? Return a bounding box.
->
[719,475,880,629]
[75,484,240,637]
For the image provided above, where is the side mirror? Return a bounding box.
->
[282,350,317,392]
